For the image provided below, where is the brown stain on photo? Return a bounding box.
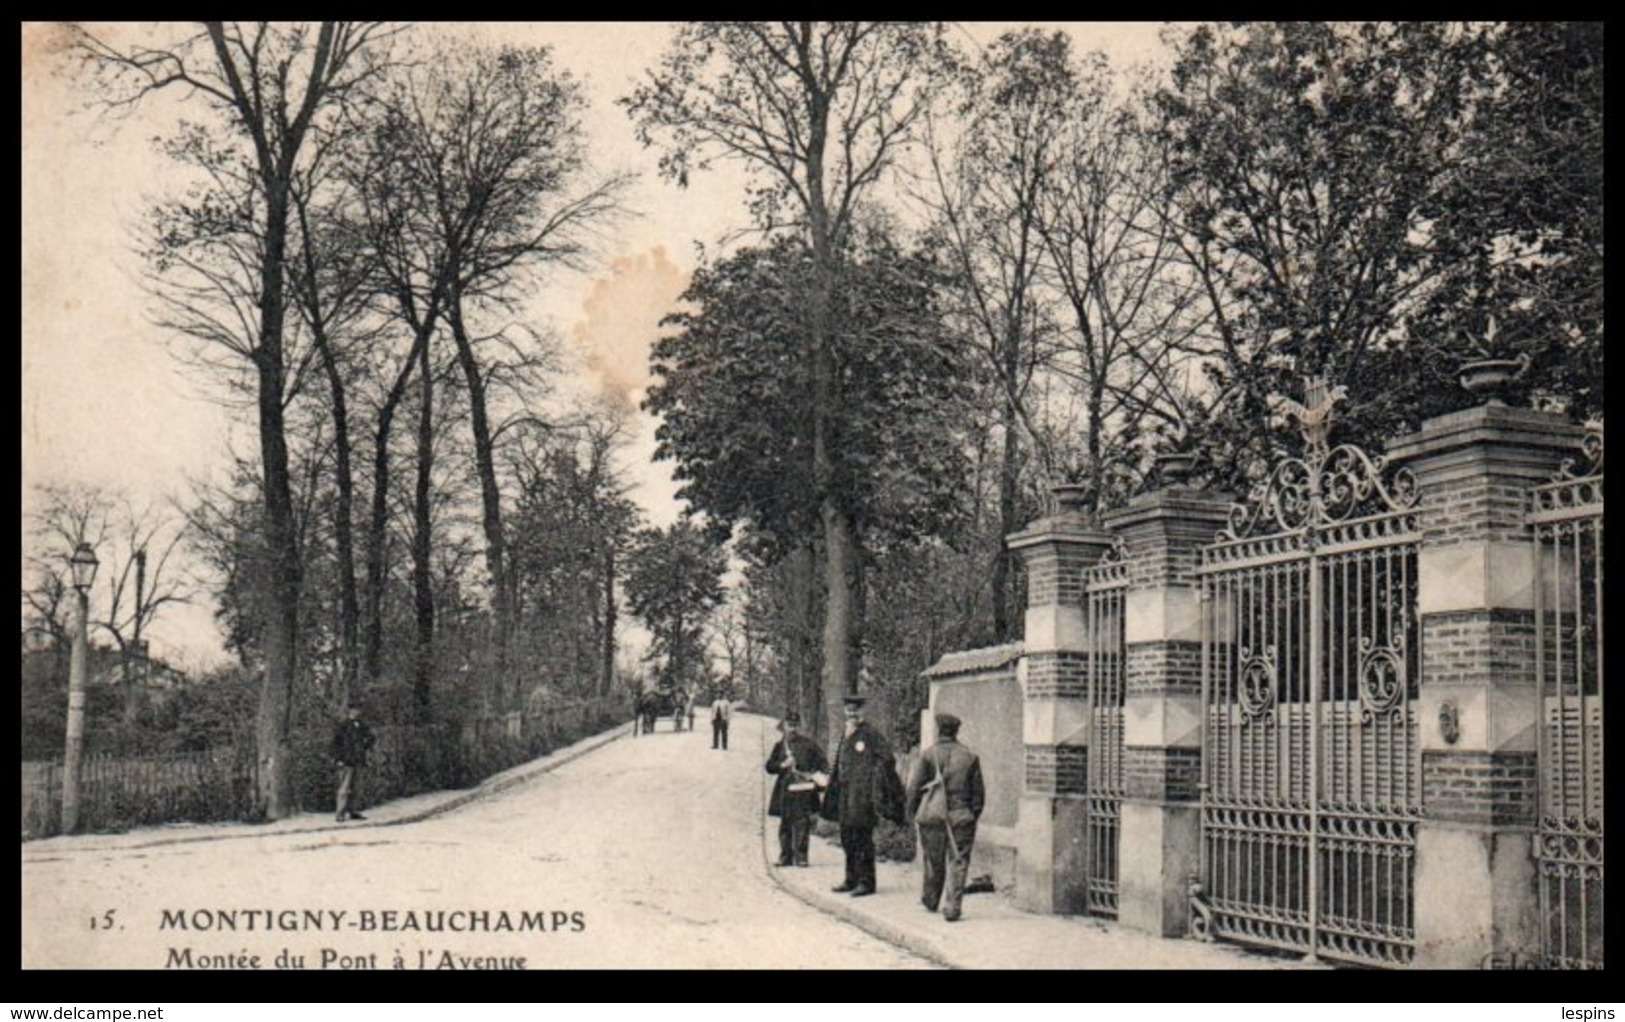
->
[571,246,691,410]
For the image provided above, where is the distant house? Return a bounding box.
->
[88,642,189,693]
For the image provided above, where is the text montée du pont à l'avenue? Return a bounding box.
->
[159,907,587,934]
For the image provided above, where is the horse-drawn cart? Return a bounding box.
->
[633,686,689,735]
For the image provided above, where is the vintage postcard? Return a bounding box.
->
[20,22,1603,976]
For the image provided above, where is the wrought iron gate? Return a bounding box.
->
[1530,427,1604,970]
[1083,544,1127,917]
[1193,379,1421,968]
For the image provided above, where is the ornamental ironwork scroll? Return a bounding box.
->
[1357,636,1407,723]
[1555,421,1604,481]
[1238,646,1278,722]
[1221,375,1419,541]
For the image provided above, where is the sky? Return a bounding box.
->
[20,22,1174,665]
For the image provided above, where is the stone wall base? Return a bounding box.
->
[1117,800,1199,938]
[1414,824,1539,968]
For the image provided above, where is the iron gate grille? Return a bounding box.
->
[1083,547,1127,917]
[1530,429,1604,970]
[1192,378,1421,969]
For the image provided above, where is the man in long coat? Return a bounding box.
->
[821,694,903,896]
[905,712,986,921]
[331,702,376,822]
[764,710,827,866]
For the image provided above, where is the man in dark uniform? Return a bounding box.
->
[821,694,903,896]
[905,712,985,921]
[331,702,376,822]
[764,710,827,866]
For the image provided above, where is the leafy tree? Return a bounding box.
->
[506,414,640,705]
[625,20,954,738]
[1154,22,1491,483]
[646,232,976,739]
[1418,22,1603,419]
[623,521,726,694]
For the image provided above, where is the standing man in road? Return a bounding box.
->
[710,687,732,750]
[821,694,903,896]
[905,712,985,922]
[765,710,828,866]
[332,701,376,822]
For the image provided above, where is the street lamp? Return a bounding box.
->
[62,541,99,834]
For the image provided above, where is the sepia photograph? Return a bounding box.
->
[20,21,1603,975]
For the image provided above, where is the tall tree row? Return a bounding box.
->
[68,23,633,817]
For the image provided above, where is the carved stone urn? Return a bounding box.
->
[1458,353,1530,406]
[1155,450,1198,485]
[1051,482,1091,515]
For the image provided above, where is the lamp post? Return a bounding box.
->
[62,541,99,834]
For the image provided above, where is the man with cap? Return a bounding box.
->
[764,710,828,866]
[905,712,985,921]
[710,687,733,750]
[331,701,376,822]
[821,694,904,896]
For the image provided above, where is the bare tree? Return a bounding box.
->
[70,21,399,818]
[22,484,193,722]
[1035,66,1209,509]
[404,41,631,702]
[909,29,1073,640]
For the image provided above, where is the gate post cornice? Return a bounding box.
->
[1101,483,1233,938]
[1386,401,1586,969]
[1007,491,1115,915]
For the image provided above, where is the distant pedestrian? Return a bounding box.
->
[905,713,985,921]
[710,690,732,750]
[821,694,904,896]
[331,702,376,823]
[765,711,828,867]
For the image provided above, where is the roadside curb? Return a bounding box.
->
[763,861,961,970]
[377,721,632,827]
[753,715,957,970]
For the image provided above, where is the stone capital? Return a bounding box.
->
[1102,488,1234,540]
[1387,404,1584,484]
[1006,514,1113,556]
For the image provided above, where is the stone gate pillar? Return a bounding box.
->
[1007,487,1113,913]
[1387,402,1583,968]
[1101,483,1232,937]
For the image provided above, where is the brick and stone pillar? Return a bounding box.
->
[1387,402,1583,968]
[1007,487,1113,914]
[1101,483,1232,937]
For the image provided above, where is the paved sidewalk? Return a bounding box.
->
[764,830,1315,970]
[21,722,633,858]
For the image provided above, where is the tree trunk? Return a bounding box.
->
[314,327,359,707]
[803,98,858,747]
[993,395,1020,642]
[122,549,147,728]
[254,193,300,821]
[447,291,510,696]
[601,543,616,699]
[790,535,824,748]
[411,328,435,720]
[361,330,428,689]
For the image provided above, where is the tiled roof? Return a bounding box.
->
[921,642,1025,678]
